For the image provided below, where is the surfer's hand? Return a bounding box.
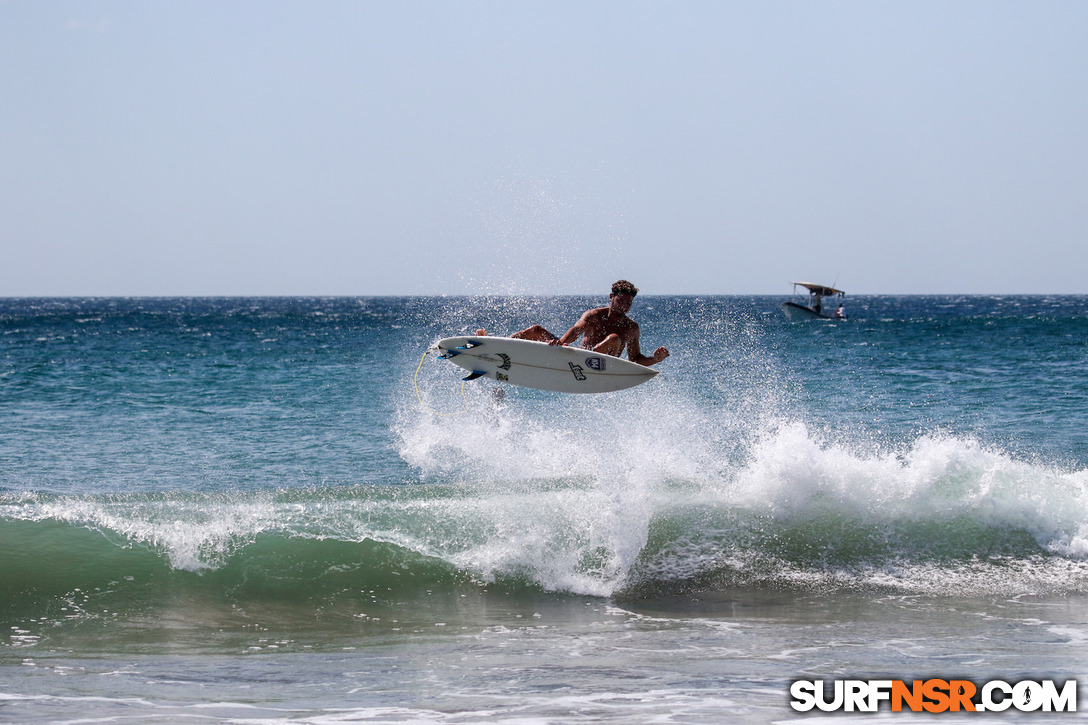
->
[547,338,565,347]
[653,347,669,363]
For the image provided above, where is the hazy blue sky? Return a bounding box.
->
[2,1,1086,296]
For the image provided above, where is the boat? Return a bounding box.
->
[781,282,847,321]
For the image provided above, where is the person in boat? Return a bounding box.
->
[476,279,669,367]
[834,304,847,319]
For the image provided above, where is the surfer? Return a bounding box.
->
[477,280,669,367]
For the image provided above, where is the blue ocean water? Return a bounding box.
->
[3,295,1088,722]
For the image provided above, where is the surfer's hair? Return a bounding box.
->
[611,280,639,296]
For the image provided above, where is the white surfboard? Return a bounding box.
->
[436,336,659,394]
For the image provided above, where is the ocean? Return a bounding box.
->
[2,295,1087,723]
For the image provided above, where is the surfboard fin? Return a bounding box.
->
[462,371,487,381]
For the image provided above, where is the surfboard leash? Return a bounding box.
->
[413,348,471,416]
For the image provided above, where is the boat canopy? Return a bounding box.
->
[792,282,845,297]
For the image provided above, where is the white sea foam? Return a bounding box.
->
[396,378,1088,596]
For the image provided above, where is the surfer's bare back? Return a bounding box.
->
[478,280,669,367]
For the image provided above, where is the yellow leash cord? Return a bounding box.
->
[413,349,470,416]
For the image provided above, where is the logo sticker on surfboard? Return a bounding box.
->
[568,362,587,381]
[585,357,605,371]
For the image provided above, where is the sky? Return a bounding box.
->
[2,1,1086,296]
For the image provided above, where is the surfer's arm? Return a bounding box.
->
[551,313,589,347]
[626,334,669,366]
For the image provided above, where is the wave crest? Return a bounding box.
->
[4,421,1088,609]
